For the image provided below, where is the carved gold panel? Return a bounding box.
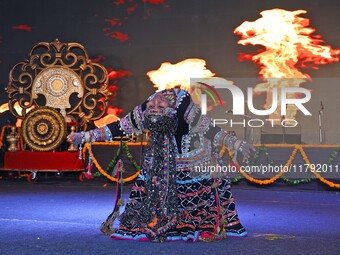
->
[6,39,111,130]
[32,66,84,117]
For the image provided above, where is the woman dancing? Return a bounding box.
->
[68,88,254,242]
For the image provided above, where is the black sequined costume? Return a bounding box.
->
[106,89,247,242]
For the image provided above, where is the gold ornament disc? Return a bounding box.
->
[32,66,84,109]
[21,107,66,151]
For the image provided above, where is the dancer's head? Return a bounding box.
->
[144,90,178,133]
[146,92,170,110]
[146,89,178,111]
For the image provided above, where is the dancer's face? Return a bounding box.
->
[146,93,170,110]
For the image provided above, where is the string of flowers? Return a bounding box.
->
[251,145,274,165]
[327,146,340,165]
[229,176,244,184]
[82,142,339,188]
[228,146,298,185]
[219,147,243,182]
[251,145,316,185]
[220,144,339,188]
[101,142,141,177]
[299,146,340,188]
[280,175,315,185]
[105,145,122,175]
[82,142,140,182]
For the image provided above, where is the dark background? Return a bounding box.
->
[0,0,339,143]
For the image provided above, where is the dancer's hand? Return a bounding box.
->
[67,127,109,147]
[67,132,83,148]
[235,140,256,161]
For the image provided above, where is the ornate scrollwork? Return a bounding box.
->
[6,39,111,130]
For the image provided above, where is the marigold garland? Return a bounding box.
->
[82,142,140,182]
[299,146,340,188]
[221,144,340,188]
[224,146,297,185]
[83,142,339,188]
[250,145,316,185]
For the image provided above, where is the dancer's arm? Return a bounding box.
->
[67,101,148,148]
[179,95,255,160]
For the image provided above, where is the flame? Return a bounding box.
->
[0,102,34,127]
[94,106,122,128]
[94,114,120,128]
[147,58,215,91]
[234,9,340,121]
[108,69,132,79]
[0,103,10,113]
[0,102,34,116]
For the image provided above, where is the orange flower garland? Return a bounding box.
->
[299,146,340,188]
[82,142,339,188]
[220,144,340,188]
[224,146,298,185]
[83,142,140,183]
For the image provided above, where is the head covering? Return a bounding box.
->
[161,89,177,108]
[147,88,190,113]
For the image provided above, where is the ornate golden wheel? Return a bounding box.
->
[21,107,66,151]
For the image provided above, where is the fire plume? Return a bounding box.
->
[234,8,340,121]
[0,102,34,127]
[146,58,215,91]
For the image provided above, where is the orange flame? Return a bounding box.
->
[146,58,215,91]
[0,103,10,113]
[0,102,34,127]
[94,114,120,128]
[94,106,121,127]
[234,9,340,121]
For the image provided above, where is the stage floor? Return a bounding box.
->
[0,177,339,255]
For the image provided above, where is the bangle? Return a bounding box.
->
[84,131,91,143]
[234,140,242,151]
[80,131,86,144]
[103,126,113,141]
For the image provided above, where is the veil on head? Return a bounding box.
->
[148,89,178,107]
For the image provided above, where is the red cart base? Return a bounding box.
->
[2,151,85,183]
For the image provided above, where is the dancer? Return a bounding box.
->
[68,88,254,242]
